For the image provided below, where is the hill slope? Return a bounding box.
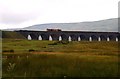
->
[22,18,118,32]
[2,31,26,39]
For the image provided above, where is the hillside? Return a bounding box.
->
[2,31,25,39]
[22,18,118,32]
[3,18,118,32]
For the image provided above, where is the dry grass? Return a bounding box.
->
[2,39,119,77]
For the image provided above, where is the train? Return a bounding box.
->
[46,29,62,31]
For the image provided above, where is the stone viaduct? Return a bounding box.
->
[15,30,120,42]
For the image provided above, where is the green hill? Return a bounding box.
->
[2,31,26,39]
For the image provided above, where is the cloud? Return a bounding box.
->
[0,0,119,29]
[0,12,40,24]
[0,0,44,24]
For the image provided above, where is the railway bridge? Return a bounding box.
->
[16,30,120,42]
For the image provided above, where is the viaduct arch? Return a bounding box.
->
[16,30,120,42]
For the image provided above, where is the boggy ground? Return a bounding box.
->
[2,39,120,78]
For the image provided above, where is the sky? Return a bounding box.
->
[0,0,119,29]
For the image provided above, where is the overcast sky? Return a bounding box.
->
[0,0,119,29]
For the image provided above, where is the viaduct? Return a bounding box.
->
[16,30,120,42]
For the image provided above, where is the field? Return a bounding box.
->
[2,39,120,78]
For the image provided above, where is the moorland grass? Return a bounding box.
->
[3,53,118,77]
[2,39,119,54]
[2,39,120,77]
